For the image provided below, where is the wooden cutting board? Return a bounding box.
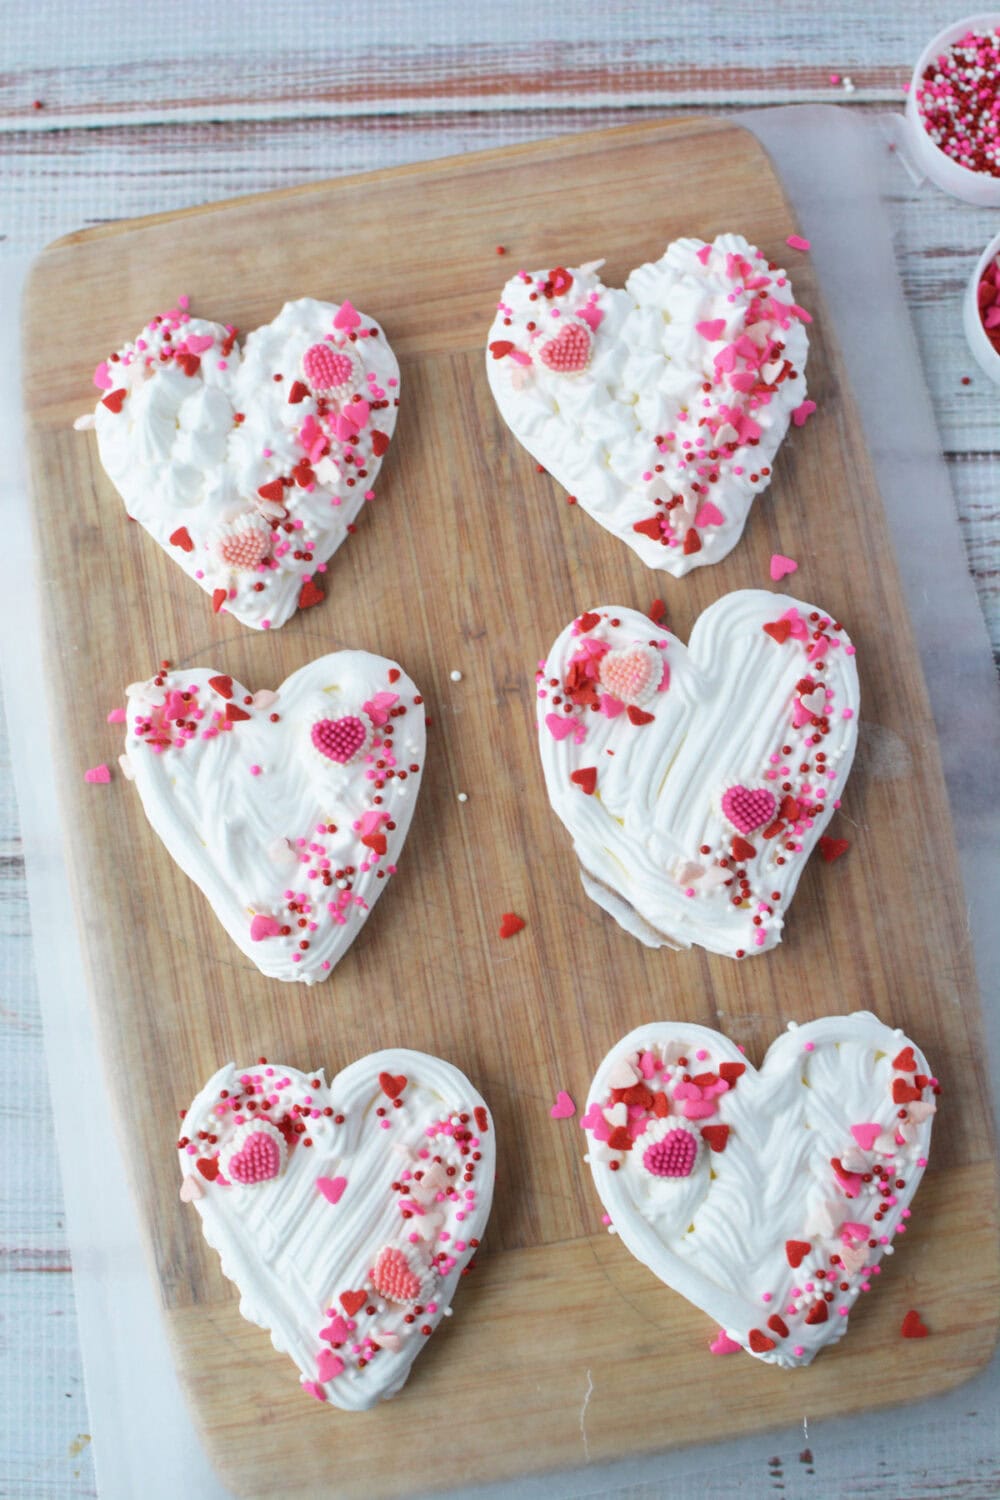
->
[22,117,999,1498]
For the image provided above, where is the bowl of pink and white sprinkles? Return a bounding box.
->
[963,228,1000,381]
[905,15,1000,205]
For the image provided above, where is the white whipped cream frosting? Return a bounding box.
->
[123,650,425,982]
[583,1014,935,1367]
[486,234,810,574]
[536,591,859,957]
[179,1050,495,1410]
[90,297,400,629]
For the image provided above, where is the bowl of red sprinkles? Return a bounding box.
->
[905,13,1000,204]
[964,229,1000,379]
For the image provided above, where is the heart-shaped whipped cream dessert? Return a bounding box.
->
[121,650,424,982]
[582,1014,936,1367]
[85,296,399,629]
[487,234,811,574]
[179,1050,495,1410]
[536,591,859,957]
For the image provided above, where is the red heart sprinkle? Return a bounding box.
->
[748,1329,776,1354]
[489,340,515,360]
[731,835,756,863]
[763,620,792,644]
[339,1289,367,1317]
[892,1079,921,1104]
[719,1062,745,1086]
[901,1309,929,1339]
[387,668,400,684]
[287,380,308,404]
[371,430,390,456]
[211,588,227,614]
[819,836,849,863]
[196,1156,219,1181]
[892,1047,917,1073]
[499,912,525,939]
[785,1239,811,1268]
[378,1071,407,1100]
[649,598,666,623]
[607,1126,633,1152]
[577,611,601,633]
[700,1124,729,1153]
[169,526,194,552]
[257,479,285,503]
[225,702,250,724]
[208,674,233,700]
[626,705,654,726]
[767,1314,789,1338]
[571,767,597,795]
[683,527,702,555]
[633,516,664,541]
[299,579,324,610]
[804,1299,828,1325]
[101,387,127,413]
[361,831,387,856]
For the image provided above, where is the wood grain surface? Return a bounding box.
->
[20,115,999,1497]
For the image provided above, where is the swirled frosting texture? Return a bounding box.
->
[583,1014,936,1367]
[123,651,425,983]
[179,1051,495,1410]
[90,296,399,629]
[486,234,811,573]
[536,592,859,957]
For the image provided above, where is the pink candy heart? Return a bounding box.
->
[720,784,777,835]
[312,715,367,764]
[228,1130,282,1185]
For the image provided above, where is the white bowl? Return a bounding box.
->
[904,13,1000,206]
[964,229,1000,382]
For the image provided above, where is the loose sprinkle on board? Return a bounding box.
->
[84,764,111,784]
[550,1090,576,1119]
[499,912,525,939]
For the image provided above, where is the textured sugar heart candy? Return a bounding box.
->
[582,1014,935,1366]
[122,650,425,983]
[179,1050,495,1410]
[487,233,811,575]
[86,297,399,630]
[536,591,859,958]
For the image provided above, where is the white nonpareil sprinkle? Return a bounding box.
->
[450,669,463,682]
[457,792,468,803]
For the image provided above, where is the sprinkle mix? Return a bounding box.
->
[915,27,1000,178]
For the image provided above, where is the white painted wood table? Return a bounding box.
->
[2,4,998,1495]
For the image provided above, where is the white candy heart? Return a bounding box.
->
[583,1014,934,1367]
[179,1050,495,1410]
[487,234,810,575]
[537,591,859,957]
[122,651,425,983]
[88,297,399,630]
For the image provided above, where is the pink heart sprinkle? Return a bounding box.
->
[228,1131,282,1185]
[250,914,283,942]
[302,343,355,395]
[84,764,111,784]
[333,299,361,331]
[545,712,576,741]
[539,322,591,373]
[320,1315,350,1344]
[721,784,777,835]
[792,399,817,427]
[770,552,798,581]
[550,1090,576,1120]
[694,500,724,527]
[316,1175,347,1204]
[312,715,366,764]
[316,1350,345,1382]
[850,1124,880,1151]
[710,1329,742,1355]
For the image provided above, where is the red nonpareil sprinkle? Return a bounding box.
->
[499,912,525,939]
[915,29,1000,178]
[495,245,506,255]
[901,1309,929,1339]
